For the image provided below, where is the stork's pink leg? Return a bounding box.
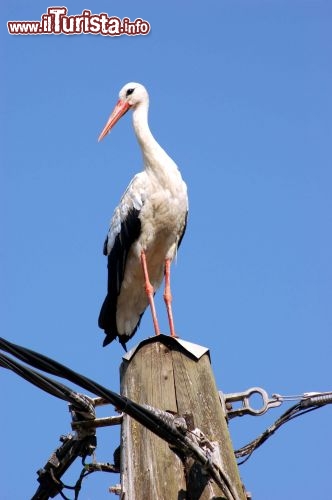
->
[141,251,160,336]
[164,259,177,338]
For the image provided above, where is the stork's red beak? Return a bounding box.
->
[98,99,131,142]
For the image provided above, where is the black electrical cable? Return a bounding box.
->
[235,400,329,464]
[0,353,94,416]
[0,337,203,453]
[31,433,97,500]
[0,337,238,499]
[0,338,175,445]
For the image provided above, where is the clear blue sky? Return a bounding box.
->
[2,1,331,499]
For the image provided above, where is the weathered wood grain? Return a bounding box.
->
[120,337,246,500]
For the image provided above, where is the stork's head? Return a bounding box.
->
[119,82,148,107]
[98,82,148,142]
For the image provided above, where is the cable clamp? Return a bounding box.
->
[222,387,282,418]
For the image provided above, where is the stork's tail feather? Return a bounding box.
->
[102,332,117,347]
[98,293,144,350]
[119,338,128,352]
[102,331,128,351]
[98,294,118,347]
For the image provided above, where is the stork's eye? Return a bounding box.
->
[126,88,135,97]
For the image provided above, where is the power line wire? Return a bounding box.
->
[0,353,94,416]
[2,336,330,498]
[235,394,332,464]
[0,337,239,500]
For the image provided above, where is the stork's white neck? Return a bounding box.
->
[132,102,177,174]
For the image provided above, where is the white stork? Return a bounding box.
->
[97,82,188,350]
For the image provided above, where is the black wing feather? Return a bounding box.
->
[177,210,188,250]
[98,208,141,348]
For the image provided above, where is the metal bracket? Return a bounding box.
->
[70,396,122,434]
[123,334,209,361]
[222,387,282,418]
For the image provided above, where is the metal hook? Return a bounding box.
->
[222,387,282,418]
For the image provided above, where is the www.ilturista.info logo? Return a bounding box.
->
[7,7,150,36]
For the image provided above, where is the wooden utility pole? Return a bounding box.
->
[120,335,246,499]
